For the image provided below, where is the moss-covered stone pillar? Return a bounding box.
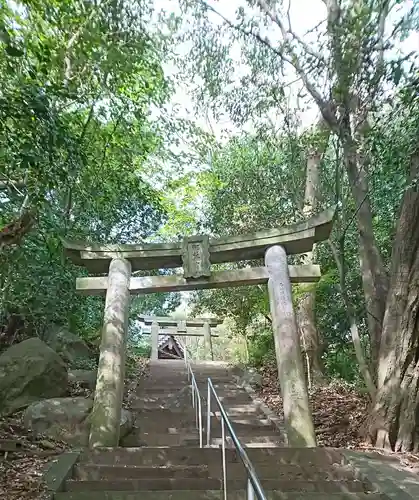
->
[89,257,131,448]
[265,245,316,447]
[203,321,213,360]
[151,320,159,360]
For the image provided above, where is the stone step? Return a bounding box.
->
[211,404,262,414]
[145,375,191,380]
[132,408,210,419]
[129,398,202,408]
[65,478,222,492]
[81,447,346,467]
[207,419,276,432]
[148,367,187,370]
[145,375,193,380]
[133,433,200,447]
[131,408,267,422]
[56,491,387,500]
[146,371,188,376]
[194,378,240,384]
[210,430,281,440]
[130,397,192,404]
[131,393,253,403]
[129,401,253,413]
[207,463,362,481]
[214,396,254,405]
[191,372,233,376]
[213,411,270,421]
[138,418,275,435]
[74,464,210,481]
[213,417,273,427]
[65,478,369,493]
[209,436,284,447]
[130,401,197,410]
[134,388,242,397]
[74,463,360,482]
[135,416,200,428]
[134,385,191,391]
[136,383,238,390]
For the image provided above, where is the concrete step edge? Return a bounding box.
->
[65,478,370,492]
[56,493,386,500]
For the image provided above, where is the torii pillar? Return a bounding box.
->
[151,320,159,361]
[203,321,213,361]
[89,258,131,448]
[265,246,316,447]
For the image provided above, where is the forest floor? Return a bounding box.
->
[0,356,149,500]
[257,362,419,475]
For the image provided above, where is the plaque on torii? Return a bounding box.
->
[63,207,335,450]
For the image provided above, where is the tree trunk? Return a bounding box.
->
[329,241,376,399]
[371,150,419,451]
[297,118,329,384]
[341,124,389,375]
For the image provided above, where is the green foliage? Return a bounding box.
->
[203,135,306,236]
[247,327,276,368]
[0,0,176,343]
[70,357,98,372]
[129,343,152,358]
[323,343,363,385]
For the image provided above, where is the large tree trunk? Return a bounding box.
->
[341,124,389,375]
[370,150,419,451]
[297,118,329,384]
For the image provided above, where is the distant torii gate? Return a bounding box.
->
[139,315,223,361]
[63,207,335,449]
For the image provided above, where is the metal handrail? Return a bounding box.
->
[207,377,267,500]
[184,347,203,448]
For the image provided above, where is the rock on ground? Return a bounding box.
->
[43,325,94,367]
[240,368,263,388]
[0,338,68,416]
[68,369,97,390]
[23,397,133,446]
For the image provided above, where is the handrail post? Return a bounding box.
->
[191,373,195,409]
[221,418,227,500]
[196,397,198,429]
[207,380,211,447]
[198,396,203,448]
[184,342,188,368]
[247,477,255,500]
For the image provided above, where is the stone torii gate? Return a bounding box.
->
[63,207,335,449]
[139,315,223,361]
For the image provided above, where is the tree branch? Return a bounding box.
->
[369,0,391,96]
[273,0,326,63]
[199,0,293,65]
[255,0,338,130]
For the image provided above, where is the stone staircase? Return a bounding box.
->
[52,360,391,499]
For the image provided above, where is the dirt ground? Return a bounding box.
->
[257,362,419,475]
